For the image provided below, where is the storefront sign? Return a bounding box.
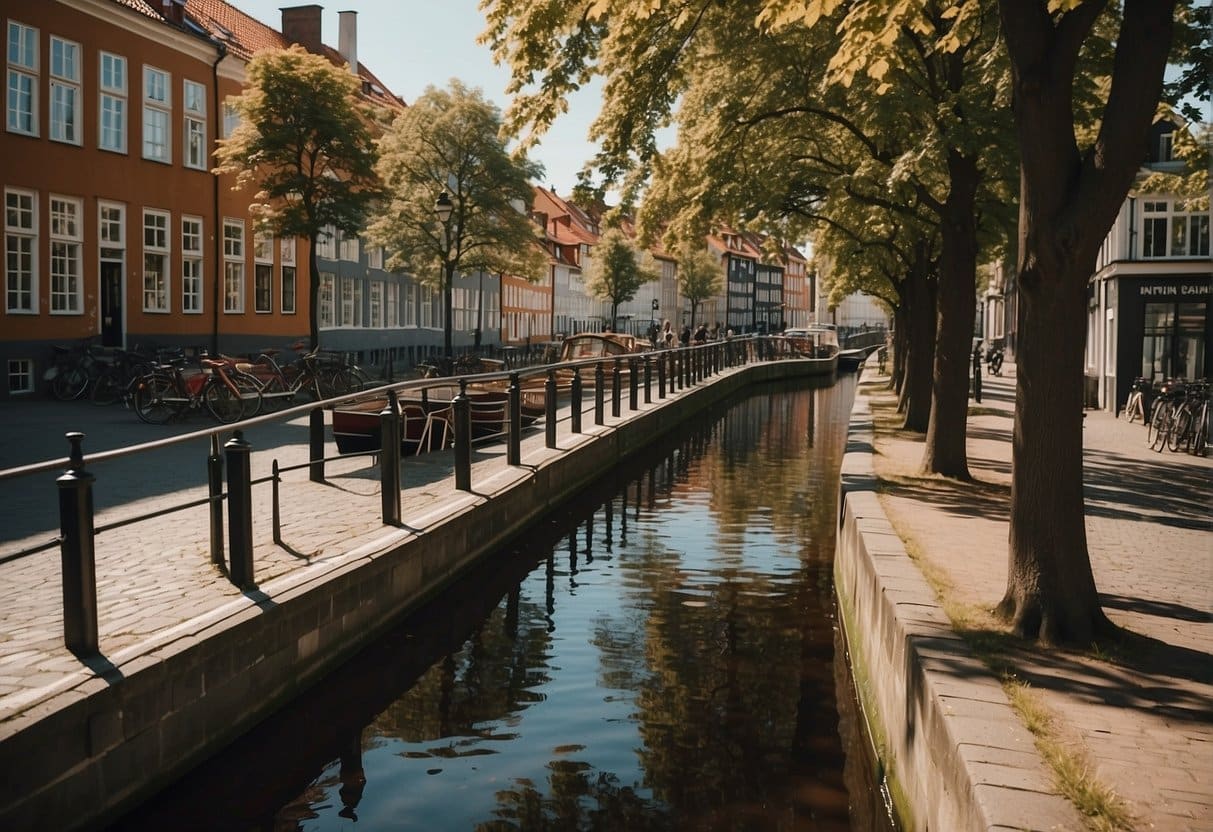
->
[1138,282,1211,298]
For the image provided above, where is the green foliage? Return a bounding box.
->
[366,80,547,351]
[584,227,660,323]
[1136,113,1211,211]
[676,246,724,328]
[212,45,383,347]
[213,45,381,240]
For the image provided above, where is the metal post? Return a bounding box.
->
[309,407,325,483]
[612,358,622,418]
[271,459,282,545]
[643,355,652,403]
[57,432,98,655]
[225,430,255,589]
[507,372,521,465]
[658,353,666,398]
[629,358,638,410]
[545,369,558,448]
[594,362,605,425]
[972,347,983,403]
[454,379,472,491]
[570,371,583,433]
[208,434,224,565]
[380,389,401,525]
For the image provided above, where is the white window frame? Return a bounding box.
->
[4,187,37,313]
[49,35,79,145]
[142,208,170,312]
[6,20,38,136]
[1140,199,1212,260]
[7,358,34,394]
[318,272,335,328]
[182,215,202,314]
[338,232,358,262]
[49,195,82,314]
[281,264,296,314]
[367,245,383,270]
[315,224,336,259]
[183,78,206,170]
[222,99,239,138]
[142,65,170,163]
[98,51,125,152]
[98,200,124,250]
[385,281,398,327]
[223,217,244,313]
[280,236,295,266]
[369,280,382,328]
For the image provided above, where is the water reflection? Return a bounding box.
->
[109,376,894,832]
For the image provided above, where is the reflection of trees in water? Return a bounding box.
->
[476,762,667,831]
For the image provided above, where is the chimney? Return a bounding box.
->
[281,5,324,55]
[160,0,185,25]
[338,10,358,74]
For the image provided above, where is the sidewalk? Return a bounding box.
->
[862,364,1213,830]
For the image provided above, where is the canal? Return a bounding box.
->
[107,374,895,831]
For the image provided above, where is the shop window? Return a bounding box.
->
[1142,301,1206,382]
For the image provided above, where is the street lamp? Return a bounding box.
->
[434,191,453,223]
[434,192,454,356]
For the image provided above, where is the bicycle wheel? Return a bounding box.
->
[90,367,123,406]
[1192,405,1208,456]
[204,378,245,423]
[1122,392,1141,423]
[132,373,179,424]
[257,373,294,412]
[317,367,355,399]
[1148,401,1171,451]
[1167,406,1192,453]
[230,371,265,418]
[52,365,89,401]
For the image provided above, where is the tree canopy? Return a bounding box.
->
[676,246,724,329]
[213,45,382,349]
[367,80,547,354]
[584,226,660,327]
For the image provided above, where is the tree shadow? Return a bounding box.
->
[1082,447,1212,531]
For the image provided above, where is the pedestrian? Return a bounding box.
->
[661,319,675,348]
[679,325,691,347]
[693,323,708,344]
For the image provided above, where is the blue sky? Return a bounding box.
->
[234,0,601,195]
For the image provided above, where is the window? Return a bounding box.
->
[339,232,358,262]
[281,265,296,314]
[1142,301,1207,382]
[99,52,125,152]
[99,201,124,250]
[142,209,169,312]
[8,358,33,394]
[5,188,36,312]
[49,36,79,144]
[6,21,37,135]
[280,236,295,265]
[1141,200,1211,259]
[183,79,206,169]
[315,224,336,259]
[182,216,202,313]
[318,272,335,327]
[385,282,398,327]
[223,218,243,312]
[340,277,354,325]
[222,100,239,137]
[369,280,382,327]
[49,196,82,313]
[253,232,272,313]
[1159,132,1174,163]
[142,65,170,162]
[367,245,383,270]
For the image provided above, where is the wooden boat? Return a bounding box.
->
[332,385,544,455]
[778,326,840,374]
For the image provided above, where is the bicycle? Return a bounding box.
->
[89,345,158,406]
[1120,377,1151,424]
[44,337,102,401]
[130,355,262,424]
[1147,380,1185,452]
[232,344,358,412]
[1166,380,1209,454]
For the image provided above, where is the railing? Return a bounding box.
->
[0,334,833,656]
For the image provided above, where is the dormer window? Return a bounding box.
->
[1158,131,1174,163]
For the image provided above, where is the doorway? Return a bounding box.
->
[100,260,123,347]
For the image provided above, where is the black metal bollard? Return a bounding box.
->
[972,349,983,403]
[643,355,652,403]
[208,434,224,565]
[594,362,605,425]
[629,358,638,410]
[225,430,255,589]
[271,459,282,545]
[58,432,98,655]
[612,358,622,418]
[379,389,401,525]
[658,353,666,398]
[309,407,325,483]
[546,369,558,448]
[454,380,471,491]
[508,372,521,465]
[571,371,583,433]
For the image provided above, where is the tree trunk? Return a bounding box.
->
[920,151,979,477]
[891,301,907,395]
[995,0,1175,644]
[308,233,320,350]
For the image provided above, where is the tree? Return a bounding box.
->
[995,0,1179,643]
[367,80,547,355]
[213,45,382,350]
[584,226,660,328]
[676,246,724,329]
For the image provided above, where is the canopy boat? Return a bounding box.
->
[332,385,544,456]
[779,326,840,374]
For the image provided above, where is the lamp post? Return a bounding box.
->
[434,191,454,356]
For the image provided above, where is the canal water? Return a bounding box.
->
[109,375,895,831]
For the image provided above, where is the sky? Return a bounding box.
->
[233,0,602,195]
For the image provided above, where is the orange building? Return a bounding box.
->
[1,0,403,399]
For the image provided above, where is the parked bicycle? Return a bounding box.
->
[1164,380,1210,454]
[130,354,262,425]
[237,344,359,412]
[1120,377,1152,424]
[44,337,103,401]
[89,345,159,406]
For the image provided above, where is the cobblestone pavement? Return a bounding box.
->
[864,365,1213,831]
